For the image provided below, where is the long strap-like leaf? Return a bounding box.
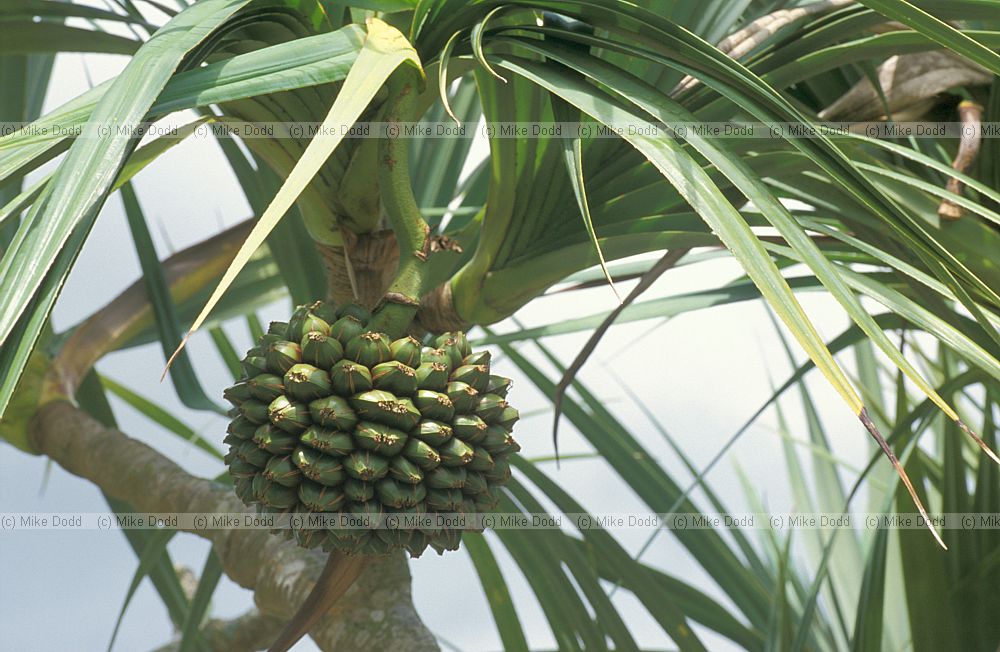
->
[0,0,253,418]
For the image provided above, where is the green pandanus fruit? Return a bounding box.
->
[223,300,521,557]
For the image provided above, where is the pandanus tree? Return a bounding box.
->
[2,0,999,650]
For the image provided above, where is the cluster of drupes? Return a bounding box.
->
[223,301,520,556]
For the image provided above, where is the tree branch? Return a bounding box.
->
[818,51,991,122]
[45,218,254,401]
[30,400,439,652]
[673,0,853,94]
[152,609,285,652]
[938,100,983,221]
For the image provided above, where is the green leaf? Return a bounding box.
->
[552,98,620,302]
[0,22,140,54]
[492,493,601,651]
[120,182,224,414]
[791,368,989,649]
[173,17,421,350]
[501,33,986,437]
[894,457,960,651]
[0,0,156,27]
[436,30,463,124]
[765,242,1000,386]
[516,457,720,651]
[506,477,645,651]
[856,0,1000,75]
[177,549,223,652]
[492,53,867,420]
[107,527,178,652]
[490,330,774,629]
[475,275,824,346]
[214,137,327,304]
[99,374,224,461]
[1,25,366,185]
[209,326,242,380]
[855,162,1000,228]
[463,532,530,652]
[501,6,999,315]
[2,117,210,234]
[768,313,863,646]
[329,0,416,11]
[74,372,193,631]
[0,0,254,419]
[849,516,889,650]
[414,72,480,212]
[471,5,508,83]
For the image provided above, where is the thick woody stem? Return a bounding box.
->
[152,609,285,652]
[818,51,991,122]
[29,400,439,652]
[939,101,983,221]
[316,231,467,335]
[368,66,430,339]
[316,230,400,309]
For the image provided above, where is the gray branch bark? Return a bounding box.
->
[30,400,439,652]
[153,609,285,652]
[673,0,853,94]
[818,51,992,121]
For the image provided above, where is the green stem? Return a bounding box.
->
[369,66,429,339]
[449,69,521,325]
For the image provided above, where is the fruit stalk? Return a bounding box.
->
[266,552,368,652]
[369,66,429,339]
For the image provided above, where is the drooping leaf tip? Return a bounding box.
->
[162,331,192,381]
[859,408,946,550]
[957,419,1000,466]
